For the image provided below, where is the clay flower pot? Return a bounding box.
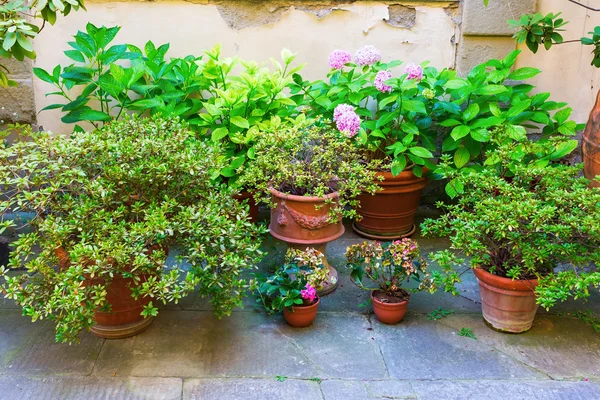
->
[353,169,427,240]
[473,267,539,333]
[371,290,409,324]
[583,89,600,187]
[283,297,320,327]
[56,246,164,339]
[233,190,259,222]
[269,188,344,296]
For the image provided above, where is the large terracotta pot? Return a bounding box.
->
[283,297,320,328]
[583,89,600,187]
[56,246,162,339]
[473,267,539,333]
[269,188,343,296]
[371,290,409,324]
[353,169,427,240]
[234,191,259,222]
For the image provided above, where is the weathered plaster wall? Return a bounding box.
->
[32,1,459,133]
[516,0,600,123]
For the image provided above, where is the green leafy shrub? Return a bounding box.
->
[238,115,380,222]
[421,135,600,310]
[253,248,328,314]
[345,239,434,299]
[0,116,266,343]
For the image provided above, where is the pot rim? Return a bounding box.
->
[269,187,339,203]
[473,267,538,291]
[375,167,430,181]
[285,296,321,313]
[371,290,409,309]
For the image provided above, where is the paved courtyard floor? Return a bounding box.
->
[1,216,600,399]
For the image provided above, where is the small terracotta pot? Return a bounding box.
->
[353,169,427,240]
[371,290,409,324]
[233,191,259,222]
[269,188,343,296]
[473,267,539,333]
[283,297,320,327]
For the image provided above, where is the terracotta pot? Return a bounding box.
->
[234,191,259,222]
[473,267,539,333]
[353,169,427,240]
[583,89,600,187]
[371,290,409,324]
[269,188,344,296]
[55,246,165,339]
[283,297,320,327]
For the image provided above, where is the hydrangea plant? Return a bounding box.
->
[0,116,266,343]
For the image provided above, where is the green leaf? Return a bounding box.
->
[401,122,419,136]
[129,97,164,110]
[470,128,491,142]
[408,146,433,159]
[62,109,112,123]
[391,156,407,176]
[463,103,480,122]
[454,147,470,168]
[475,85,508,96]
[211,127,228,141]
[402,99,427,114]
[33,68,56,84]
[550,140,578,160]
[3,32,16,52]
[451,125,470,141]
[508,67,541,80]
[376,112,397,129]
[440,119,462,127]
[64,50,85,63]
[379,95,398,108]
[231,116,250,129]
[554,107,572,125]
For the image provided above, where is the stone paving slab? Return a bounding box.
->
[0,310,46,369]
[183,378,322,400]
[372,314,546,380]
[0,376,182,400]
[440,314,600,379]
[92,310,387,380]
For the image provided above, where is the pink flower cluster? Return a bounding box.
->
[375,70,393,93]
[354,45,381,66]
[328,50,352,70]
[404,63,423,81]
[333,104,361,138]
[300,284,317,303]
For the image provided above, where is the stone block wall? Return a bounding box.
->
[0,58,36,129]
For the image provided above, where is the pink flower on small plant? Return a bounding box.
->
[333,104,361,138]
[329,50,352,70]
[404,63,423,81]
[354,45,381,66]
[300,284,317,303]
[375,70,393,93]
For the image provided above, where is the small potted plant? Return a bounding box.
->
[253,248,329,327]
[422,135,600,333]
[0,116,266,343]
[345,238,434,324]
[239,115,379,295]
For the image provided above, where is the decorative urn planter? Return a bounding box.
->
[371,290,409,324]
[583,90,600,187]
[269,188,343,296]
[283,297,320,327]
[56,247,158,339]
[473,267,539,333]
[353,169,427,240]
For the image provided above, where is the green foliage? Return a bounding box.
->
[458,327,477,340]
[0,116,266,343]
[509,13,567,53]
[0,0,85,87]
[275,375,287,382]
[345,239,434,297]
[238,116,380,222]
[253,248,328,314]
[427,307,454,321]
[581,27,600,68]
[421,134,600,310]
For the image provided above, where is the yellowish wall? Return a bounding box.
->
[32,1,458,133]
[517,0,600,123]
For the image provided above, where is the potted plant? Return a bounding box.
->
[239,115,379,295]
[422,134,600,333]
[253,248,329,327]
[345,238,434,324]
[0,116,266,343]
[292,46,455,239]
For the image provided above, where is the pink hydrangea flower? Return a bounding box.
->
[328,50,352,70]
[300,284,317,303]
[375,70,393,93]
[354,45,381,66]
[404,63,423,81]
[333,104,361,138]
